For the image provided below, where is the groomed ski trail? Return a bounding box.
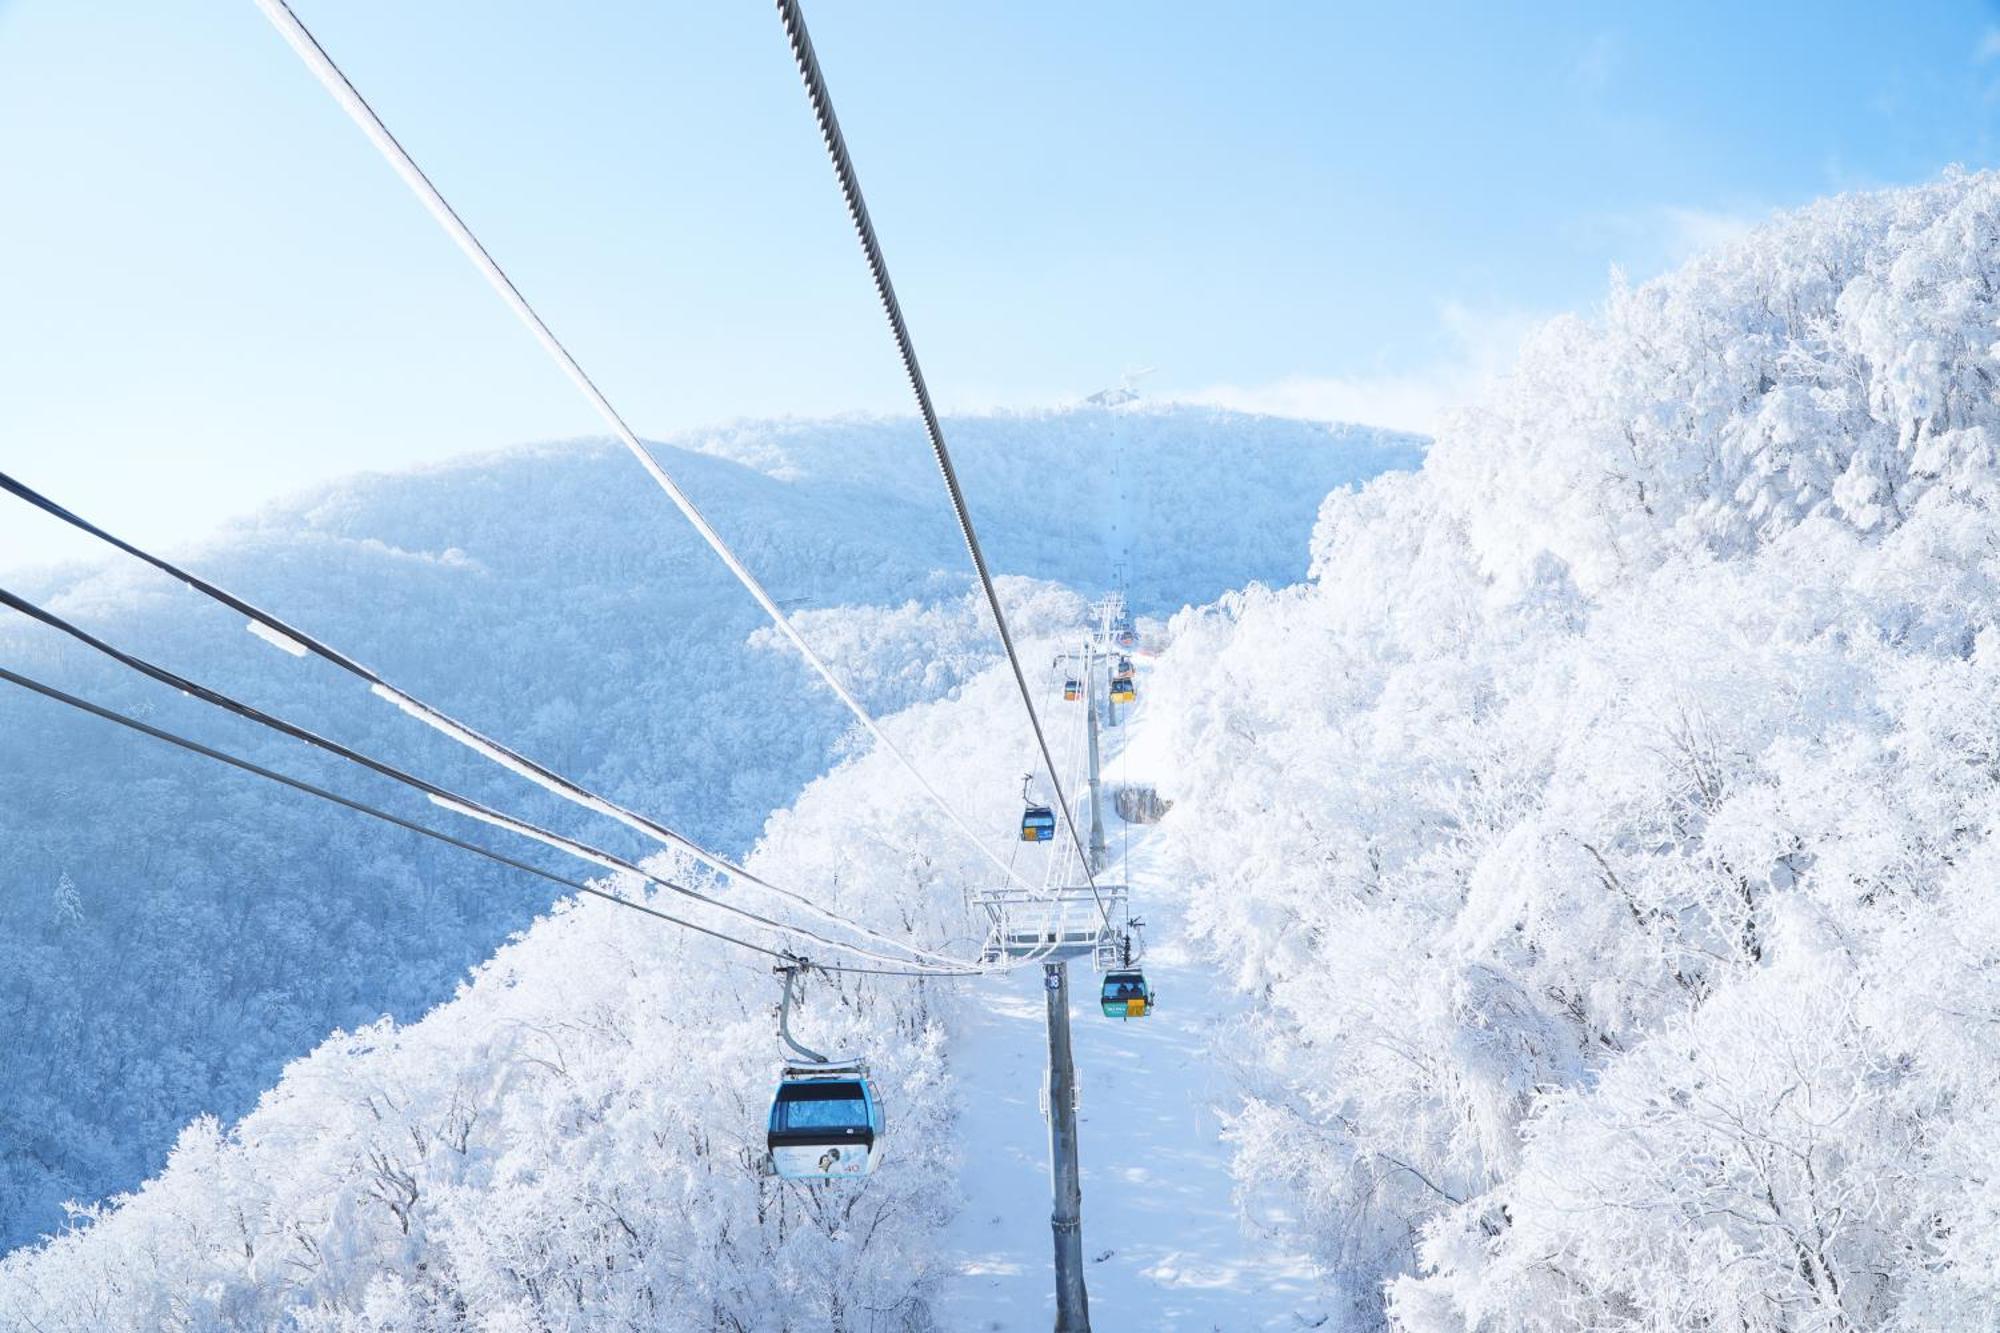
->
[939,700,1326,1330]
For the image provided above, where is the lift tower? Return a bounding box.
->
[976,629,1145,1331]
[1044,960,1090,1331]
[1084,647,1108,875]
[975,885,1126,1328]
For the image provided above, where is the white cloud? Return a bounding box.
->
[1166,202,1771,439]
[1568,202,1770,276]
[1171,303,1546,437]
[1660,206,1761,262]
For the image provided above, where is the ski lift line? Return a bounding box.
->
[0,473,978,974]
[1043,642,1088,894]
[246,0,1033,901]
[0,591,977,976]
[0,667,964,980]
[1049,682,1088,893]
[0,664,801,960]
[1026,659,1079,901]
[773,0,1109,929]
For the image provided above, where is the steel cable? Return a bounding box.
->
[249,0,1032,899]
[773,0,1110,929]
[0,588,978,975]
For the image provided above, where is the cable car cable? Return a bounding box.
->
[0,470,978,973]
[247,0,1034,901]
[0,664,791,957]
[9,664,931,1192]
[773,0,1110,928]
[0,590,978,975]
[0,665,967,980]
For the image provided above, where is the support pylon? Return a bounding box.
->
[1043,961,1091,1331]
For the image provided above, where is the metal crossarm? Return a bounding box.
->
[973,886,1130,964]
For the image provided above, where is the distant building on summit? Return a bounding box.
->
[1085,366,1155,407]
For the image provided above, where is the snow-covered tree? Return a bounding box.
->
[0,405,1417,1249]
[1146,167,2000,1327]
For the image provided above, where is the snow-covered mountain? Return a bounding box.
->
[1144,168,2000,1326]
[17,161,2000,1330]
[0,405,1420,1250]
[1,660,1035,1329]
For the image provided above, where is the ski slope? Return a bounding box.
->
[940,700,1326,1331]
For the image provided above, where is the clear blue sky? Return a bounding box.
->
[3,0,1998,571]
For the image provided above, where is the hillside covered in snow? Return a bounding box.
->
[14,161,2000,1331]
[1144,168,2000,1326]
[0,653,1048,1329]
[0,405,1419,1250]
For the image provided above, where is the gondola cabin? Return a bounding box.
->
[767,1066,882,1180]
[1020,804,1057,841]
[1100,969,1152,1019]
[1063,678,1082,702]
[1114,626,1136,651]
[1110,673,1137,704]
[1115,657,1135,676]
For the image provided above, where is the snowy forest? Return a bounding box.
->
[1146,168,2000,1327]
[0,410,1416,1285]
[10,164,2000,1329]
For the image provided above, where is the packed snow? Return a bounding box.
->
[938,704,1325,1331]
[245,618,310,658]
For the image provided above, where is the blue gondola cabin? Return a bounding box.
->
[768,1069,883,1180]
[1020,804,1057,841]
[1100,969,1152,1019]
